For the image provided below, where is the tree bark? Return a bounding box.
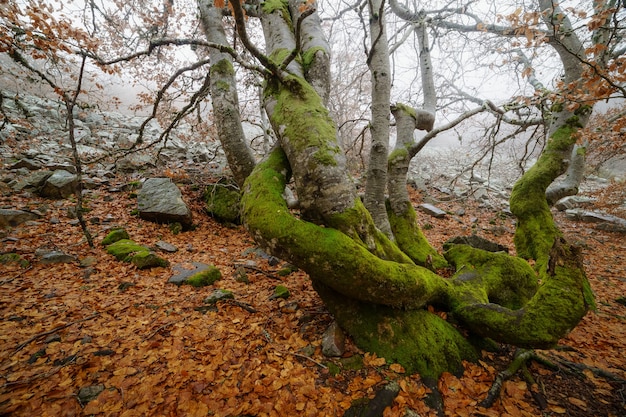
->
[363,0,393,238]
[198,0,256,187]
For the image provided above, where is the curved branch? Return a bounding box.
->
[230,0,281,77]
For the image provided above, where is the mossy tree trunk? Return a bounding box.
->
[218,0,594,380]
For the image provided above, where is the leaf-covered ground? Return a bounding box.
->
[1,175,625,417]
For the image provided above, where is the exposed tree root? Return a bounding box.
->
[537,352,626,383]
[481,347,626,409]
[481,349,535,408]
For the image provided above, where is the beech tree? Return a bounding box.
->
[2,0,625,406]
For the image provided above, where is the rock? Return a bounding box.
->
[11,170,53,192]
[444,235,509,253]
[554,196,596,211]
[137,178,192,229]
[204,180,241,224]
[597,155,626,181]
[39,250,76,264]
[101,228,130,246]
[0,209,39,228]
[9,158,42,170]
[344,381,400,417]
[418,203,447,218]
[106,239,168,269]
[155,240,178,253]
[169,262,211,285]
[322,322,345,357]
[203,289,234,305]
[270,285,290,300]
[39,170,78,199]
[77,384,105,405]
[565,209,626,233]
[45,163,77,174]
[130,251,169,269]
[184,265,222,287]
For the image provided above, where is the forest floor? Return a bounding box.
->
[0,172,625,417]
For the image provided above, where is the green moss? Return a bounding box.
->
[510,122,578,265]
[390,103,417,119]
[169,222,182,235]
[453,239,593,349]
[101,228,130,246]
[106,239,149,261]
[301,46,326,70]
[210,58,235,77]
[204,182,241,224]
[272,285,290,299]
[315,281,477,379]
[241,148,450,309]
[215,81,230,92]
[313,149,337,166]
[388,203,448,269]
[444,245,538,309]
[262,0,288,15]
[131,251,169,269]
[106,239,168,269]
[388,147,409,164]
[265,75,342,173]
[0,253,29,268]
[185,266,222,287]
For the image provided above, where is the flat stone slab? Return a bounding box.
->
[565,209,626,233]
[418,203,447,218]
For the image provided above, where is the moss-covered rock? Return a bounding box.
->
[106,239,168,269]
[101,228,130,246]
[271,285,290,299]
[204,180,241,224]
[0,252,29,268]
[131,251,169,269]
[185,266,222,287]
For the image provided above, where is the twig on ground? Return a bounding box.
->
[142,320,181,342]
[13,313,100,353]
[234,263,282,280]
[0,266,32,285]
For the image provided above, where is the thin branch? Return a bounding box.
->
[14,313,100,353]
[230,0,281,76]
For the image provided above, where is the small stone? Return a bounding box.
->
[270,285,290,300]
[40,251,76,264]
[155,240,178,253]
[203,289,234,305]
[77,384,105,405]
[418,203,447,218]
[322,322,345,357]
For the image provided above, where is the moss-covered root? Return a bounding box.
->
[444,244,538,310]
[388,203,447,270]
[241,147,451,309]
[452,238,594,348]
[313,281,478,380]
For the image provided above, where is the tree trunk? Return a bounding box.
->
[233,0,594,380]
[363,0,393,238]
[198,0,256,187]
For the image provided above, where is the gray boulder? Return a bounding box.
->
[0,209,40,228]
[138,178,192,229]
[39,170,78,199]
[12,170,53,192]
